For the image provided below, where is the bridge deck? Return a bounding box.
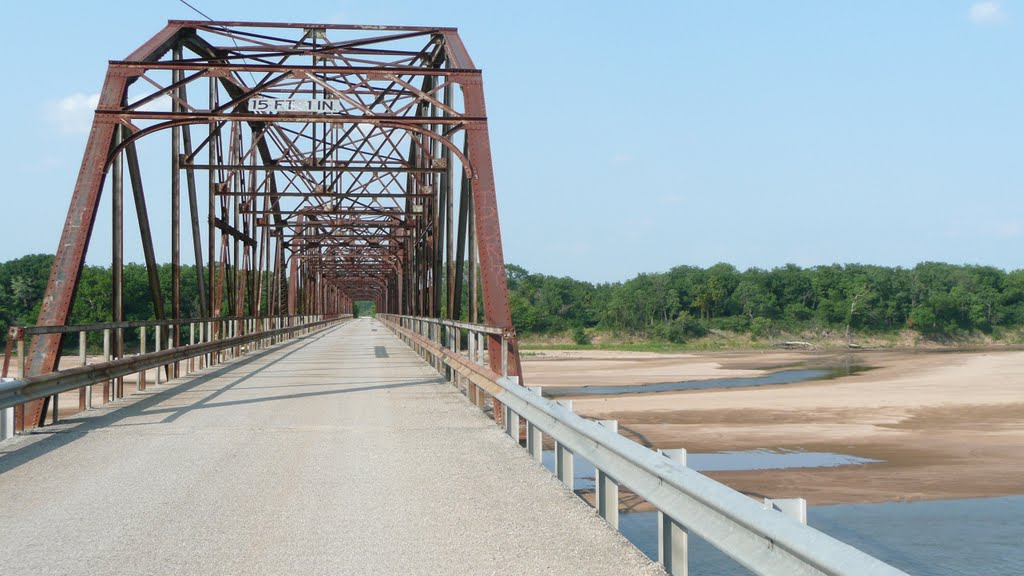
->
[0,318,661,575]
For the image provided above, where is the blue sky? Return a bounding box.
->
[1,1,1021,283]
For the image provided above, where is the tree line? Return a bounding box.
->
[0,254,208,349]
[3,254,1024,348]
[507,262,1024,342]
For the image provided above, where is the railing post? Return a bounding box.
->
[116,326,124,399]
[504,405,520,442]
[555,400,575,489]
[188,322,195,373]
[596,419,619,529]
[0,388,13,440]
[453,327,461,388]
[155,325,163,384]
[79,330,90,410]
[138,326,146,391]
[208,321,214,365]
[658,449,688,576]
[527,386,543,461]
[102,328,111,402]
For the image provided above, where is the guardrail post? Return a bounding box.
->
[155,325,163,384]
[555,400,574,489]
[765,498,807,525]
[188,323,195,373]
[453,327,461,388]
[475,379,486,410]
[116,326,124,399]
[527,386,543,461]
[50,391,59,425]
[0,386,13,440]
[102,329,111,402]
[658,449,689,576]
[79,330,90,410]
[504,405,520,442]
[138,326,147,391]
[596,419,619,529]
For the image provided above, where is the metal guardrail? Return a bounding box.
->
[379,315,910,576]
[17,315,298,336]
[1,315,350,435]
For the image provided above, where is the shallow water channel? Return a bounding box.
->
[543,368,855,397]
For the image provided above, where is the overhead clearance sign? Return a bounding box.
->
[248,98,346,113]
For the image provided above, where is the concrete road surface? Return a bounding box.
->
[0,318,664,576]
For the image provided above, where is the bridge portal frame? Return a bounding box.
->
[20,21,522,429]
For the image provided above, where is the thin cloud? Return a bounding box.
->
[44,92,99,134]
[969,1,1005,24]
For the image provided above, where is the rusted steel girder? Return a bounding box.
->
[24,21,522,429]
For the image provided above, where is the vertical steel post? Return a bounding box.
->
[112,126,124,404]
[527,386,543,461]
[658,449,689,576]
[79,330,90,410]
[596,420,620,529]
[139,326,146,391]
[155,324,162,384]
[208,76,218,327]
[102,329,111,402]
[555,400,575,489]
[171,46,183,379]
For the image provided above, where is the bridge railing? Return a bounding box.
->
[378,314,909,576]
[1,314,350,435]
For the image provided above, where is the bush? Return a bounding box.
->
[707,316,748,332]
[572,326,591,345]
[750,316,773,339]
[654,312,708,343]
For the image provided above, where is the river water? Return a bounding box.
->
[618,496,1024,575]
[539,362,1021,573]
[543,369,833,397]
[539,451,1021,574]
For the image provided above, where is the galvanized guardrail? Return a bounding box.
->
[379,314,910,576]
[1,315,349,436]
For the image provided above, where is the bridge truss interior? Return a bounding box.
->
[23,21,522,427]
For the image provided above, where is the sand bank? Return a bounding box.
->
[522,349,1024,505]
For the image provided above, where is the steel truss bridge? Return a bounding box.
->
[0,21,909,576]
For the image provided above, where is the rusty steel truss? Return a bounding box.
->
[23,20,523,428]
